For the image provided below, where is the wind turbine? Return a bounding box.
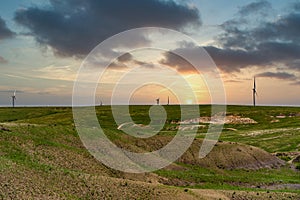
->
[252,77,257,107]
[11,90,16,108]
[156,98,160,105]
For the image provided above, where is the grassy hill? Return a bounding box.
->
[0,105,299,199]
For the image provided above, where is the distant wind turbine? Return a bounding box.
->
[252,77,258,107]
[11,90,16,108]
[156,98,160,105]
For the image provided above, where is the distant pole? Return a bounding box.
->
[252,77,256,107]
[11,90,16,108]
[253,90,255,107]
[167,96,169,105]
[12,96,15,107]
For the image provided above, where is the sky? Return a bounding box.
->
[0,0,300,106]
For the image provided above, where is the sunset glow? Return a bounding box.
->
[0,0,299,106]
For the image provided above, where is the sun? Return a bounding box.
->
[186,99,193,104]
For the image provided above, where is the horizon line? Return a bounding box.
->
[0,104,300,108]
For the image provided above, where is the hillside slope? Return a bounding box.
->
[0,106,299,199]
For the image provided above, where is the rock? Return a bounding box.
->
[0,126,10,132]
[270,119,279,123]
[276,115,286,119]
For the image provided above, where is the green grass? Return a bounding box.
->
[0,105,299,197]
[156,163,299,189]
[218,128,300,152]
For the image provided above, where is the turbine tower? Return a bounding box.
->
[167,96,169,105]
[252,77,257,107]
[11,90,16,108]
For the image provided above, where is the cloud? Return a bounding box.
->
[286,59,300,71]
[3,73,31,80]
[0,17,14,63]
[0,89,23,93]
[204,41,300,72]
[14,0,201,57]
[108,61,129,70]
[256,72,297,80]
[117,53,133,63]
[201,1,300,72]
[204,46,265,72]
[292,2,300,11]
[291,81,300,85]
[109,52,156,70]
[159,44,266,73]
[253,13,300,44]
[159,51,197,73]
[224,79,242,83]
[159,41,221,73]
[237,0,272,17]
[0,55,8,64]
[0,16,15,40]
[158,1,300,78]
[33,65,76,81]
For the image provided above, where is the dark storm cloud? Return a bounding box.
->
[0,16,15,40]
[256,72,297,80]
[14,0,201,57]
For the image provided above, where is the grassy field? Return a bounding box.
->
[0,105,299,199]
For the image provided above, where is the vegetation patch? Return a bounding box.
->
[0,105,299,199]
